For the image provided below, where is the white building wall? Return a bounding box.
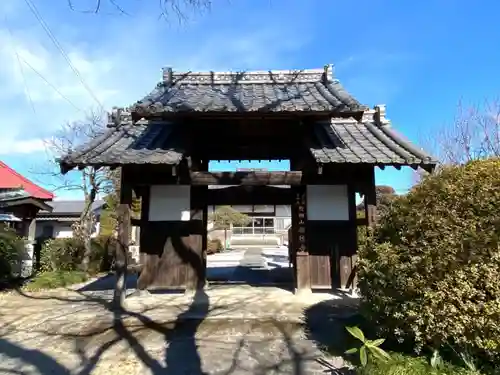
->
[55,224,74,238]
[35,220,101,239]
[275,205,291,217]
[149,185,191,221]
[307,185,349,221]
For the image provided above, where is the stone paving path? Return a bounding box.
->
[0,284,357,375]
[78,248,293,299]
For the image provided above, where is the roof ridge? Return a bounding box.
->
[162,65,335,85]
[0,161,54,199]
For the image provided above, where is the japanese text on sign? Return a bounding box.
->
[296,191,307,253]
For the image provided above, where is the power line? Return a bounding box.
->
[18,56,83,112]
[23,0,105,111]
[4,17,37,116]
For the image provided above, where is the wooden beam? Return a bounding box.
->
[364,167,377,227]
[206,185,295,205]
[189,171,303,185]
[123,164,376,187]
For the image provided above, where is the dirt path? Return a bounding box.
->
[0,284,356,374]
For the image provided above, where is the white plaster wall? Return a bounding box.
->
[54,224,74,238]
[275,204,291,217]
[149,185,191,221]
[283,218,292,229]
[36,220,101,239]
[307,185,349,221]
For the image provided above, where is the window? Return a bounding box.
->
[253,218,263,227]
[232,216,275,235]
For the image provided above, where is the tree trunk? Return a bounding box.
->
[80,179,97,273]
[80,215,93,272]
[224,228,227,250]
[113,202,130,310]
[113,175,132,310]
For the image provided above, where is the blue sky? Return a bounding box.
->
[1,0,499,199]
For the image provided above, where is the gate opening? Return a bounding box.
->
[205,182,294,288]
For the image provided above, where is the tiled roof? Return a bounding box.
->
[0,188,53,211]
[0,188,30,202]
[130,66,368,115]
[60,116,436,169]
[309,117,437,166]
[36,216,79,222]
[0,213,22,222]
[0,162,54,200]
[59,120,184,171]
[38,200,105,216]
[57,66,436,172]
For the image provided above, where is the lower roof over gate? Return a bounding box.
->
[60,110,436,173]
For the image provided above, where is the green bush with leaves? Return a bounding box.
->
[0,225,24,279]
[40,236,112,274]
[345,326,391,367]
[356,352,481,375]
[358,158,500,362]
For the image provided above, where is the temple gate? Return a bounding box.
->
[59,65,436,297]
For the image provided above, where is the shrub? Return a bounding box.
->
[40,236,113,274]
[92,235,116,270]
[358,159,500,361]
[207,238,223,254]
[24,270,88,291]
[356,352,480,375]
[0,225,24,279]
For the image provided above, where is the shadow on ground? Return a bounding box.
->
[304,298,373,373]
[0,275,361,375]
[78,265,294,294]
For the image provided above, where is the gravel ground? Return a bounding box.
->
[0,283,356,374]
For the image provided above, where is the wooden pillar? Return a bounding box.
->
[113,171,132,309]
[200,159,209,258]
[339,185,358,290]
[137,186,150,291]
[21,215,37,278]
[292,185,311,293]
[189,185,207,290]
[364,167,377,227]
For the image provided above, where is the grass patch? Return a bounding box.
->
[356,353,482,375]
[23,270,89,291]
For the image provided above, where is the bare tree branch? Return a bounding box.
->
[421,98,500,166]
[66,0,212,19]
[32,110,114,272]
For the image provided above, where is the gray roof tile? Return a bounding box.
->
[309,119,437,166]
[0,188,30,202]
[39,200,105,215]
[59,121,184,171]
[58,66,436,171]
[131,67,368,115]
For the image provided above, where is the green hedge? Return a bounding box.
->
[358,158,500,365]
[0,225,24,280]
[40,235,115,274]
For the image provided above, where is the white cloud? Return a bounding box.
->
[0,138,45,155]
[0,7,309,156]
[0,2,310,200]
[0,29,118,109]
